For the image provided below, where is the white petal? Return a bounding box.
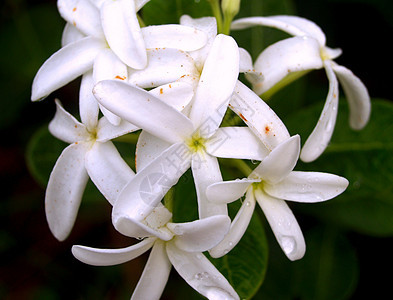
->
[166,243,239,300]
[300,61,339,162]
[209,189,256,258]
[229,81,290,151]
[112,142,191,224]
[205,126,269,160]
[85,141,135,205]
[131,240,171,300]
[93,80,195,144]
[135,131,171,172]
[333,64,371,130]
[167,215,231,252]
[128,48,198,89]
[49,99,89,143]
[206,179,257,204]
[251,135,300,184]
[191,152,228,218]
[189,34,239,135]
[264,171,349,202]
[149,82,194,112]
[96,117,139,142]
[238,47,254,73]
[232,15,326,45]
[142,25,208,51]
[79,71,99,131]
[251,36,323,95]
[72,237,155,266]
[114,208,174,241]
[45,142,89,241]
[254,188,305,261]
[61,23,85,47]
[179,15,217,70]
[100,0,147,69]
[31,37,105,101]
[57,0,104,38]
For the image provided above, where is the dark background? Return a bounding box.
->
[0,0,391,299]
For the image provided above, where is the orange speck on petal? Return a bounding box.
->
[115,75,126,80]
[169,84,172,88]
[265,126,271,134]
[160,88,163,94]
[239,113,247,122]
[73,21,76,26]
[72,7,77,12]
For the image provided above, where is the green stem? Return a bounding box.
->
[221,14,233,35]
[208,0,223,33]
[230,159,253,176]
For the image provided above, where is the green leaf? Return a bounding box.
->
[256,226,358,300]
[286,99,393,236]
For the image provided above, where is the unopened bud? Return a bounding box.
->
[221,0,241,17]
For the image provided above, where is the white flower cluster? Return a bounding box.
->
[31,0,370,299]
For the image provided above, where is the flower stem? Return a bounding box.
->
[208,0,223,33]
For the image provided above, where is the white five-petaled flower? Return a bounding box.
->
[206,135,349,261]
[46,71,195,241]
[72,206,240,300]
[232,15,371,162]
[92,34,268,236]
[31,0,208,125]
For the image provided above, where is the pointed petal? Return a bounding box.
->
[167,215,230,252]
[300,61,339,162]
[239,47,254,73]
[254,188,305,261]
[72,237,155,266]
[96,117,139,142]
[100,0,147,69]
[79,71,99,131]
[189,34,239,135]
[57,0,104,38]
[191,152,228,218]
[206,179,257,204]
[131,240,171,300]
[32,37,104,101]
[166,243,239,300]
[264,171,349,202]
[251,135,300,184]
[49,99,89,143]
[142,25,207,51]
[93,80,195,144]
[149,82,194,112]
[333,64,371,129]
[205,126,269,160]
[61,23,85,47]
[115,206,174,240]
[232,15,326,45]
[229,81,290,151]
[45,142,89,241]
[85,141,135,205]
[209,189,256,258]
[135,131,171,172]
[128,48,198,89]
[112,142,191,224]
[251,36,323,95]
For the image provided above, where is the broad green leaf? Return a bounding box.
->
[286,99,393,236]
[256,226,358,300]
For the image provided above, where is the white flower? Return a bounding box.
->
[45,73,193,241]
[206,135,349,261]
[93,34,271,234]
[72,207,239,300]
[231,15,371,162]
[31,0,208,125]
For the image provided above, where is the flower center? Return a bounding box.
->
[186,134,206,153]
[320,47,330,61]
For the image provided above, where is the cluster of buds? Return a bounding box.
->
[31,0,370,299]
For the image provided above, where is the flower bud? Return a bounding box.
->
[221,0,241,17]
